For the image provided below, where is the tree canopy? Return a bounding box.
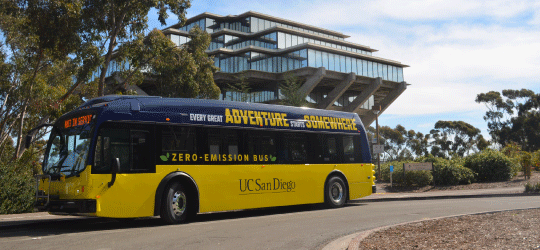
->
[476,89,540,151]
[0,0,226,161]
[280,73,307,107]
[79,0,191,96]
[368,121,487,161]
[430,120,489,158]
[116,27,220,99]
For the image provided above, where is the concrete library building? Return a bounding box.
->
[163,11,408,126]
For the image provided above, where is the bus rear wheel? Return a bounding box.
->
[325,176,347,208]
[161,182,192,224]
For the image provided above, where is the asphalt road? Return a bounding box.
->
[1,196,539,250]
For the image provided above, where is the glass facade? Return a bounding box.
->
[170,34,191,46]
[213,49,308,73]
[89,60,129,83]
[168,13,406,106]
[221,90,276,103]
[209,33,278,50]
[174,17,404,81]
[211,48,403,83]
[249,17,344,40]
[180,17,367,53]
[182,15,344,41]
[178,19,206,32]
[306,49,403,82]
[276,32,371,55]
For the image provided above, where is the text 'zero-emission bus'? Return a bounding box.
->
[29,95,376,223]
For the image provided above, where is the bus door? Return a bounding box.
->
[91,122,157,218]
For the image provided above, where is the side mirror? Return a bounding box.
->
[108,158,121,187]
[25,135,33,149]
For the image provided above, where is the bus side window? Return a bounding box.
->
[284,133,308,163]
[343,135,362,163]
[223,129,239,157]
[206,128,238,163]
[207,128,221,158]
[131,130,152,171]
[161,125,197,164]
[93,128,130,173]
[94,124,155,173]
[246,131,277,163]
[313,134,339,163]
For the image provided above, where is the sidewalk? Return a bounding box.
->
[0,212,85,228]
[359,186,526,202]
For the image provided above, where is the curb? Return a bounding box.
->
[355,191,538,203]
[0,212,90,229]
[323,207,540,250]
[320,232,361,250]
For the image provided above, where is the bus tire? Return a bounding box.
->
[325,176,347,208]
[160,182,192,224]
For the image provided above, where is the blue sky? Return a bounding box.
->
[147,0,540,139]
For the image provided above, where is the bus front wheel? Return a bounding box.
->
[325,176,347,208]
[161,182,192,224]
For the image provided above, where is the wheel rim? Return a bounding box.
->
[172,191,186,216]
[330,182,343,203]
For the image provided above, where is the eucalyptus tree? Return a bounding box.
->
[430,120,488,158]
[378,125,413,162]
[280,73,307,107]
[0,1,90,159]
[406,130,430,158]
[226,73,251,102]
[80,0,191,96]
[0,0,201,160]
[116,27,220,99]
[476,89,540,151]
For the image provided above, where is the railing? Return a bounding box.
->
[34,174,52,208]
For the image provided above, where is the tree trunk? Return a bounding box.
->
[97,10,126,96]
[13,104,27,160]
[14,115,50,160]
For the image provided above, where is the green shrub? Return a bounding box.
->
[435,165,476,185]
[375,161,407,182]
[532,150,540,171]
[501,143,538,174]
[464,149,517,182]
[401,169,433,187]
[416,155,475,185]
[524,182,540,193]
[0,162,35,214]
[376,161,432,187]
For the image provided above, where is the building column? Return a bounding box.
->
[297,67,326,98]
[343,77,382,113]
[316,73,356,109]
[360,81,407,126]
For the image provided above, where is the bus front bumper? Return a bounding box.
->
[36,199,97,213]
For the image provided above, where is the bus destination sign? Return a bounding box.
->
[64,114,92,129]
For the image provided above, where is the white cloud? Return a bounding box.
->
[374,0,530,20]
[417,123,433,128]
[242,0,538,28]
[383,82,486,116]
[343,22,540,116]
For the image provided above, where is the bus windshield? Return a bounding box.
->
[43,113,95,177]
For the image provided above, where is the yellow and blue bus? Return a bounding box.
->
[30,96,376,224]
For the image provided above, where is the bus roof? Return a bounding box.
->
[78,95,367,134]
